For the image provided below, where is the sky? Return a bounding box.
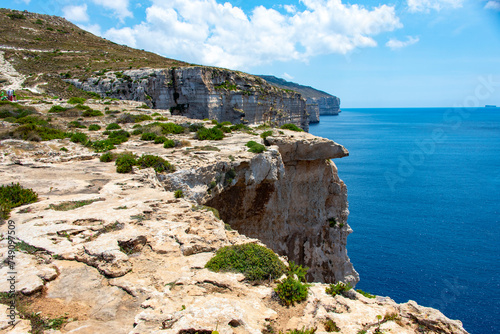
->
[5,0,500,107]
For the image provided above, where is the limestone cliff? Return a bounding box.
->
[68,67,309,131]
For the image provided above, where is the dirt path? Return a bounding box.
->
[0,50,26,91]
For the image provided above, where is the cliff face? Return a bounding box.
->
[308,96,341,116]
[69,67,309,131]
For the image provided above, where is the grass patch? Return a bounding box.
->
[246,140,266,153]
[68,97,86,104]
[325,282,352,297]
[49,198,104,211]
[205,243,285,281]
[48,105,67,113]
[280,123,304,132]
[0,183,38,220]
[106,123,121,130]
[196,127,224,140]
[356,289,376,299]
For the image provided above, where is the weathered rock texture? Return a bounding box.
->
[69,67,309,131]
[309,96,341,116]
[0,99,469,333]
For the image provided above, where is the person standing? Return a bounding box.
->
[7,89,13,101]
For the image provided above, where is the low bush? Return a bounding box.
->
[136,155,174,173]
[68,121,86,128]
[356,289,376,299]
[9,124,68,141]
[68,97,86,104]
[154,136,168,144]
[163,139,176,148]
[0,183,38,220]
[82,109,104,117]
[108,130,130,144]
[106,123,121,130]
[88,124,101,131]
[324,319,340,332]
[205,243,286,281]
[280,123,304,132]
[325,282,352,297]
[141,132,157,141]
[261,130,274,140]
[131,129,143,135]
[16,115,48,126]
[246,141,266,153]
[230,123,250,131]
[134,114,153,123]
[284,328,317,334]
[188,123,204,132]
[157,122,185,135]
[196,127,224,140]
[275,275,310,306]
[48,105,67,113]
[174,190,184,198]
[90,139,116,152]
[100,152,114,162]
[69,132,88,144]
[115,152,137,173]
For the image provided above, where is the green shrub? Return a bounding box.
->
[325,282,352,297]
[163,139,176,148]
[0,183,38,220]
[131,129,143,135]
[68,97,86,104]
[115,152,137,173]
[136,155,174,173]
[220,121,232,126]
[10,124,68,141]
[60,147,68,152]
[82,109,103,117]
[106,123,121,130]
[246,141,266,153]
[68,121,86,128]
[284,328,317,334]
[261,130,273,140]
[280,123,304,132]
[7,12,26,20]
[90,139,116,152]
[216,125,232,133]
[49,198,103,211]
[356,289,376,299]
[157,122,185,135]
[205,243,286,281]
[275,275,310,306]
[88,124,101,131]
[174,189,184,198]
[16,115,48,126]
[229,123,250,131]
[100,152,114,162]
[141,132,157,141]
[196,127,224,140]
[70,132,88,144]
[154,136,168,144]
[188,123,204,132]
[211,119,219,125]
[48,105,67,113]
[324,319,340,332]
[108,130,130,144]
[134,114,153,123]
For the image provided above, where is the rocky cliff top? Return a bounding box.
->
[0,98,468,333]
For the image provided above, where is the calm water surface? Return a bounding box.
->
[309,108,500,334]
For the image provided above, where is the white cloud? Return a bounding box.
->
[485,0,500,10]
[91,0,133,20]
[62,4,89,22]
[78,23,102,36]
[284,5,297,14]
[104,27,137,47]
[283,72,294,80]
[386,36,420,50]
[102,0,402,70]
[407,0,463,12]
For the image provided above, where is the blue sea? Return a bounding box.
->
[309,108,500,334]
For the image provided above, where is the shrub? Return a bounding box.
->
[163,139,176,148]
[220,121,232,126]
[115,152,137,173]
[49,198,103,211]
[16,115,48,126]
[285,328,317,334]
[9,124,68,141]
[60,147,68,152]
[230,123,250,131]
[356,289,376,299]
[280,123,304,132]
[0,183,38,220]
[246,141,266,153]
[88,124,101,131]
[108,130,130,144]
[324,319,340,332]
[174,189,184,198]
[136,155,174,173]
[154,136,168,144]
[7,12,26,20]
[106,123,121,130]
[216,125,232,133]
[188,123,204,132]
[205,243,285,281]
[196,127,224,140]
[90,139,116,152]
[70,132,88,144]
[141,132,157,141]
[82,109,104,117]
[131,129,143,135]
[48,105,67,113]
[68,97,86,104]
[68,121,86,128]
[100,152,114,162]
[157,122,185,135]
[261,130,274,140]
[325,282,352,297]
[134,114,153,123]
[275,275,310,306]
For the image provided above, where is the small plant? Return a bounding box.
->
[246,141,266,153]
[136,155,175,173]
[49,198,104,211]
[100,152,114,162]
[384,312,399,321]
[163,139,176,148]
[141,132,157,141]
[15,240,39,254]
[115,152,137,173]
[68,121,86,129]
[70,132,88,144]
[68,97,86,104]
[134,114,153,122]
[88,124,101,131]
[325,281,352,297]
[60,147,68,152]
[82,109,104,117]
[192,205,220,219]
[154,136,168,144]
[196,127,224,140]
[90,139,116,152]
[356,289,376,298]
[106,123,121,130]
[357,331,367,334]
[205,243,286,281]
[280,123,304,132]
[324,319,340,332]
[275,263,310,306]
[108,130,130,144]
[328,217,337,228]
[261,130,274,140]
[174,189,184,198]
[0,183,38,220]
[282,328,316,334]
[48,105,68,113]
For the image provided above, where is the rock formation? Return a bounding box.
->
[0,99,469,333]
[68,67,309,131]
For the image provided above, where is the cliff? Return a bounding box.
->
[257,75,342,122]
[68,67,309,131]
[0,98,469,333]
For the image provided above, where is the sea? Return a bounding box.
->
[309,108,500,334]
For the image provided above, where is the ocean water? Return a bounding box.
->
[309,108,500,334]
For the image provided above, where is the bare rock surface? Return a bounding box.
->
[0,100,468,333]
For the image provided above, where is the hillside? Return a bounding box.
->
[257,75,333,99]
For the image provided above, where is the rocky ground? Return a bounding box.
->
[0,98,469,333]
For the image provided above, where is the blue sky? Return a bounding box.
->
[6,0,500,107]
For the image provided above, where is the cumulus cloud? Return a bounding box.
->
[386,36,419,50]
[283,72,294,80]
[91,0,133,20]
[102,0,402,70]
[78,23,102,36]
[407,0,463,12]
[62,4,89,22]
[485,0,500,10]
